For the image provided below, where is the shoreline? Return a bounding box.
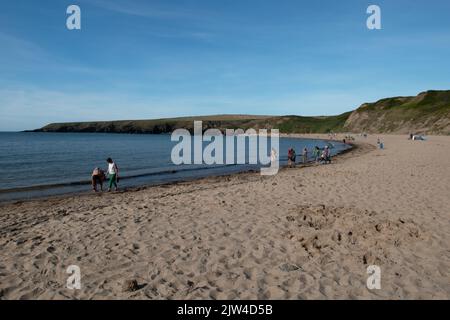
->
[0,135,353,206]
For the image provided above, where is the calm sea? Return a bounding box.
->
[0,132,350,201]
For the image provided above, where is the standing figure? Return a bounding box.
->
[321,146,331,164]
[106,158,119,192]
[313,146,321,162]
[302,147,308,164]
[287,148,296,168]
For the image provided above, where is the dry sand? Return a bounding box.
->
[0,134,449,299]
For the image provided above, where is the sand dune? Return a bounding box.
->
[0,135,449,299]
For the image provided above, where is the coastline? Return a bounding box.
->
[0,135,352,205]
[1,134,449,299]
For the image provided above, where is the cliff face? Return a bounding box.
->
[343,90,450,134]
[32,90,450,135]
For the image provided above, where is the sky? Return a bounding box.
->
[0,0,449,131]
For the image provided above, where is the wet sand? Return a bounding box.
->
[0,134,449,299]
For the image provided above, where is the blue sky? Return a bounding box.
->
[0,0,449,131]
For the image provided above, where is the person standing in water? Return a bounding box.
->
[106,158,119,192]
[302,147,308,164]
[313,146,321,162]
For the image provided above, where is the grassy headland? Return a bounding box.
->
[31,90,450,135]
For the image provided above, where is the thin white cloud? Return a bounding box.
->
[86,0,202,20]
[83,0,217,42]
[0,31,48,63]
[0,31,109,77]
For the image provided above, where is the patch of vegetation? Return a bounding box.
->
[345,90,450,134]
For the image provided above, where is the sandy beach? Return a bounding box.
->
[0,134,449,300]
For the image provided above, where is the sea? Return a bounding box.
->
[0,132,351,202]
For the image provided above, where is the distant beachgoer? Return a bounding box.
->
[270,148,278,163]
[287,148,296,167]
[409,133,413,140]
[91,167,105,192]
[106,158,119,192]
[302,147,308,164]
[320,146,331,164]
[313,146,321,162]
[379,141,384,149]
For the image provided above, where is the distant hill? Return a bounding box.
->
[32,90,450,135]
[32,114,352,134]
[343,90,450,134]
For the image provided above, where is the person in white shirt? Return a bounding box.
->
[106,157,119,192]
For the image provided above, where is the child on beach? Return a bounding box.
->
[106,158,119,192]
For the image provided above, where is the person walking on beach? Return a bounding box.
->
[106,158,119,192]
[91,167,105,192]
[302,147,308,164]
[287,148,296,168]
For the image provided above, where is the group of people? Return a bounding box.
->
[91,158,119,192]
[376,138,385,149]
[287,145,331,167]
